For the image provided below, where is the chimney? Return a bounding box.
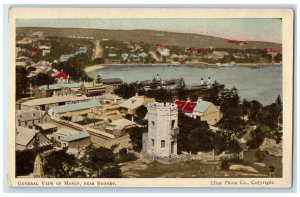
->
[156,74,159,81]
[187,97,190,102]
[135,92,138,97]
[201,78,204,85]
[208,77,211,84]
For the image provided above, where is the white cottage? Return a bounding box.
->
[142,102,179,157]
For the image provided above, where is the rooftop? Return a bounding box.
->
[21,95,89,106]
[55,128,77,136]
[37,123,57,130]
[52,100,101,114]
[39,82,82,90]
[193,98,212,113]
[106,118,136,131]
[120,95,155,110]
[62,131,90,142]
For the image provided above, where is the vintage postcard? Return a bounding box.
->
[7,8,294,188]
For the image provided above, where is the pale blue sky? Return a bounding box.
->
[17,18,282,43]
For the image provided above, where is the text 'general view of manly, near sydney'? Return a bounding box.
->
[15,18,283,179]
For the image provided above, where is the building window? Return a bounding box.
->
[25,121,27,126]
[45,118,47,122]
[171,120,175,128]
[151,139,155,146]
[151,121,155,126]
[161,140,165,148]
[33,113,36,117]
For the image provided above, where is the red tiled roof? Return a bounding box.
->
[175,100,196,113]
[55,71,69,79]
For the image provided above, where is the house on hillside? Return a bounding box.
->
[75,46,87,55]
[16,127,53,151]
[59,54,74,62]
[54,70,70,83]
[16,108,45,129]
[119,94,156,115]
[38,45,51,56]
[175,97,222,125]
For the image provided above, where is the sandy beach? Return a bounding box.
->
[84,64,105,72]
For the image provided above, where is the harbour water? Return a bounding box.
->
[87,64,282,105]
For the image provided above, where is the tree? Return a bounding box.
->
[96,74,102,83]
[218,116,245,143]
[187,124,215,154]
[247,127,265,149]
[176,78,186,100]
[177,112,202,152]
[219,87,241,117]
[135,105,147,119]
[100,165,122,178]
[128,126,147,152]
[81,145,117,177]
[16,67,29,100]
[274,53,282,63]
[16,149,37,176]
[43,150,78,178]
[32,73,55,86]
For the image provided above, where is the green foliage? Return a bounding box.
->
[177,112,202,153]
[100,165,122,178]
[16,149,37,176]
[135,105,148,119]
[114,83,143,99]
[187,124,215,154]
[16,67,29,100]
[274,53,282,63]
[54,54,93,82]
[117,148,138,163]
[128,126,147,152]
[43,150,78,178]
[70,171,87,178]
[219,87,241,117]
[255,150,266,162]
[221,160,229,170]
[80,145,119,177]
[247,127,266,149]
[31,73,55,86]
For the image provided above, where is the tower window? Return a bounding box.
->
[151,139,155,146]
[151,121,155,126]
[171,120,175,128]
[161,140,165,148]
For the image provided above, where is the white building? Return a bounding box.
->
[142,102,179,157]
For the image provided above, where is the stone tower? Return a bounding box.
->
[142,102,179,157]
[32,154,44,178]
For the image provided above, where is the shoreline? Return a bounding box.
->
[84,62,282,72]
[84,64,105,72]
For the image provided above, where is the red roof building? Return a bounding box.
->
[54,70,69,79]
[175,100,196,113]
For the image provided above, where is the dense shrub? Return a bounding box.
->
[221,160,230,170]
